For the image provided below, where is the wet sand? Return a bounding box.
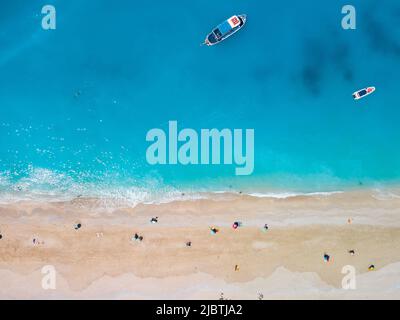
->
[0,189,400,299]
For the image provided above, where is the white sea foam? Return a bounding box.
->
[0,168,207,207]
[0,167,388,207]
[247,191,343,199]
[371,188,400,200]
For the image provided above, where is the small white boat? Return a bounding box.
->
[203,15,247,46]
[352,87,376,100]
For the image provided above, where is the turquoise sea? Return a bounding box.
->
[1,0,400,201]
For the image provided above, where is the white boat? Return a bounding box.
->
[203,15,247,46]
[352,87,376,100]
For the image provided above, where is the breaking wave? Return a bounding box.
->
[0,167,351,208]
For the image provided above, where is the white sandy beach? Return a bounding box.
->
[0,189,400,299]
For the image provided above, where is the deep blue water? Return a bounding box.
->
[1,0,400,199]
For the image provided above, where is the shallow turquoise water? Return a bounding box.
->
[0,0,400,198]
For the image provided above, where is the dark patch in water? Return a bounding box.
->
[250,66,274,83]
[332,43,349,63]
[331,41,354,82]
[393,6,400,19]
[363,15,400,57]
[300,40,326,96]
[301,65,322,96]
[298,28,356,95]
[342,69,354,82]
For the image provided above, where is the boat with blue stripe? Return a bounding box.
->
[203,15,247,46]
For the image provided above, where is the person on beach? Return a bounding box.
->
[186,241,192,247]
[33,237,44,245]
[150,217,158,224]
[232,221,242,229]
[348,250,355,256]
[132,233,143,242]
[74,223,82,230]
[368,265,375,271]
[323,253,330,262]
[210,227,219,235]
[263,224,269,232]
